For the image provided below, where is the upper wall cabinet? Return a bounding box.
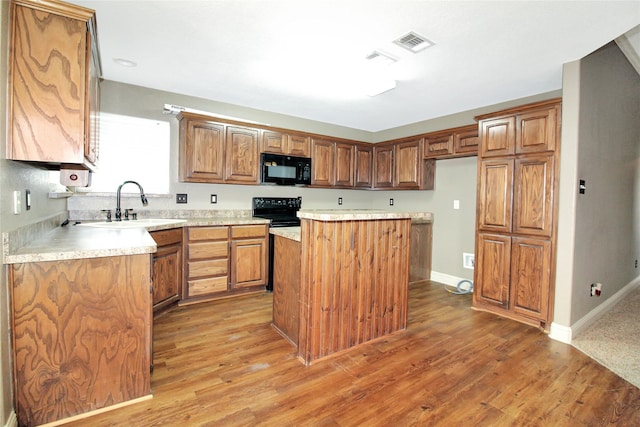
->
[261,131,310,157]
[178,112,259,184]
[7,0,102,170]
[423,124,479,159]
[374,138,434,190]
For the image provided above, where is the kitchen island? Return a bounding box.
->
[271,210,432,365]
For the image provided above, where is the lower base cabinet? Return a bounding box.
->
[182,224,268,304]
[474,232,552,329]
[9,254,152,426]
[151,228,183,313]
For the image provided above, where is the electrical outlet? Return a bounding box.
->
[210,194,217,204]
[636,259,638,269]
[338,197,343,206]
[25,189,31,211]
[176,193,188,204]
[590,283,602,297]
[389,198,394,206]
[463,253,474,269]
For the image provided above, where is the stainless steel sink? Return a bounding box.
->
[76,218,187,229]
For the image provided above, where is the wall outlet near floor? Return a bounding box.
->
[590,282,602,297]
[463,253,474,269]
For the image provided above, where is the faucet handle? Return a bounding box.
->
[124,208,134,221]
[101,209,112,222]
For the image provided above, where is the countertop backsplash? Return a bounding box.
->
[68,209,254,221]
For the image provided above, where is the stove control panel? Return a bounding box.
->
[252,197,302,210]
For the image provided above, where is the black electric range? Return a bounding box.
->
[252,197,302,291]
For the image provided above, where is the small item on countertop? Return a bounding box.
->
[60,219,69,227]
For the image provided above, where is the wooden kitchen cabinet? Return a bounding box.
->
[150,228,183,313]
[261,130,310,157]
[424,124,479,159]
[473,99,561,331]
[183,226,230,302]
[182,224,267,304]
[230,225,268,289]
[374,139,433,190]
[354,144,373,188]
[394,139,423,189]
[8,0,102,170]
[311,139,357,188]
[373,144,394,188]
[225,125,260,183]
[335,142,355,187]
[9,254,152,426]
[178,112,259,184]
[311,138,336,187]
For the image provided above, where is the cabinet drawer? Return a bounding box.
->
[231,225,267,239]
[188,241,228,260]
[188,226,228,241]
[188,259,228,278]
[150,228,182,246]
[188,276,228,296]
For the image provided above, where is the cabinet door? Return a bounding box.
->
[152,244,182,308]
[513,154,554,237]
[477,158,513,233]
[474,233,511,309]
[335,142,355,187]
[373,145,394,188]
[311,139,335,186]
[453,126,479,156]
[180,119,225,182]
[261,130,286,154]
[394,140,422,189]
[354,145,373,188]
[516,106,558,154]
[510,237,551,321]
[225,126,259,183]
[231,238,267,288]
[424,133,453,158]
[288,134,311,157]
[479,116,515,158]
[9,4,88,164]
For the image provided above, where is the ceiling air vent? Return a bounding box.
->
[393,31,434,53]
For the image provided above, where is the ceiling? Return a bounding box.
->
[76,1,640,132]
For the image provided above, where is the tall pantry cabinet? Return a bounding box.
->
[473,99,561,331]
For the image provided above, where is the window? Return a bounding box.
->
[89,112,170,194]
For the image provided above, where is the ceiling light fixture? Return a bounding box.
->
[113,58,137,67]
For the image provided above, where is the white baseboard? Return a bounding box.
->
[4,411,17,427]
[549,275,640,344]
[430,271,473,288]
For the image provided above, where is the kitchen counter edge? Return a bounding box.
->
[4,217,270,264]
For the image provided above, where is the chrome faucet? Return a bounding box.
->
[115,180,148,221]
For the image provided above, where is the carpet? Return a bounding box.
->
[571,285,640,389]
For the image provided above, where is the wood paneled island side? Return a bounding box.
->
[271,210,431,365]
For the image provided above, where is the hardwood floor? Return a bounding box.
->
[66,282,640,426]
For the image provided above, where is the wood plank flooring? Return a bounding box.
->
[65,282,640,426]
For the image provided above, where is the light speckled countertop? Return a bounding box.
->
[297,210,433,222]
[270,212,432,243]
[270,227,302,242]
[4,217,270,264]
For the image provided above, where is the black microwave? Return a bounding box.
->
[261,153,311,186]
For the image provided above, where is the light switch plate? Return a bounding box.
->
[13,190,21,214]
